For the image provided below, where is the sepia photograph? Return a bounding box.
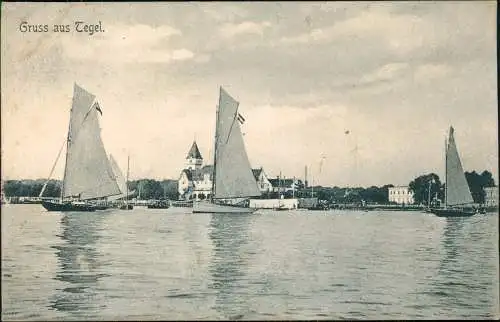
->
[1,1,498,320]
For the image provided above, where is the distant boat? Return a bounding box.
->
[120,155,134,210]
[109,154,134,210]
[147,200,170,209]
[193,87,261,214]
[40,84,122,212]
[430,126,477,217]
[171,200,193,208]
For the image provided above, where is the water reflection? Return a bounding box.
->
[208,213,254,320]
[429,216,483,316]
[49,212,108,317]
[441,217,466,264]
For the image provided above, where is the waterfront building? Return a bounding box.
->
[484,186,498,207]
[388,186,414,205]
[177,141,271,201]
[252,168,273,194]
[268,177,304,194]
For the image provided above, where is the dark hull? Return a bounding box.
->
[147,205,169,209]
[484,206,498,213]
[307,206,330,211]
[430,208,477,217]
[147,201,170,209]
[41,200,96,212]
[170,201,193,208]
[120,204,134,210]
[94,205,110,210]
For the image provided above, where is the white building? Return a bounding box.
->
[484,186,498,207]
[177,141,271,201]
[388,186,414,205]
[252,168,273,193]
[267,177,304,194]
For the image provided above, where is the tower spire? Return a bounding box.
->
[186,140,203,170]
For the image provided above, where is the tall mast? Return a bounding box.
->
[427,179,432,207]
[279,171,282,206]
[211,99,220,202]
[126,155,130,206]
[311,165,314,197]
[444,134,448,208]
[60,108,73,202]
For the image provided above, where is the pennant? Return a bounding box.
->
[237,113,245,124]
[94,101,103,115]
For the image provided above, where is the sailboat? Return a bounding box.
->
[109,154,134,210]
[120,156,133,210]
[40,84,122,212]
[193,87,261,214]
[430,126,477,217]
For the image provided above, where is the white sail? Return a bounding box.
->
[63,84,121,200]
[445,126,474,206]
[108,154,128,200]
[213,87,261,199]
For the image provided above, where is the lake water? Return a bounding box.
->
[1,204,499,320]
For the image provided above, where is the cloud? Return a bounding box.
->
[414,63,452,82]
[280,8,435,56]
[218,21,271,39]
[359,62,409,85]
[60,23,196,64]
[1,3,497,185]
[201,4,249,23]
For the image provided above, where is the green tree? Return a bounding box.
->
[409,173,442,205]
[481,170,495,187]
[465,170,496,203]
[160,180,178,200]
[359,186,390,203]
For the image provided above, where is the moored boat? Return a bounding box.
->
[430,126,477,218]
[147,200,170,209]
[41,200,97,212]
[171,200,194,208]
[39,84,122,212]
[193,87,261,214]
[109,154,134,210]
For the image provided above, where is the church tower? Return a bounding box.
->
[186,141,203,170]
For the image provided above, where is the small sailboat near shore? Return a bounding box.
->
[40,84,122,212]
[109,154,134,210]
[193,87,261,214]
[430,126,478,217]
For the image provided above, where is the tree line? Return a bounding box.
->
[3,169,495,204]
[3,179,178,200]
[409,170,495,205]
[2,179,394,204]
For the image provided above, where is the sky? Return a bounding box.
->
[1,1,497,187]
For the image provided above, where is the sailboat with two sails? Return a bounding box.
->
[430,126,479,217]
[40,84,122,212]
[193,87,261,214]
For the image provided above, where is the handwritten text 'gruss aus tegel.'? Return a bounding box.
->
[19,21,105,35]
